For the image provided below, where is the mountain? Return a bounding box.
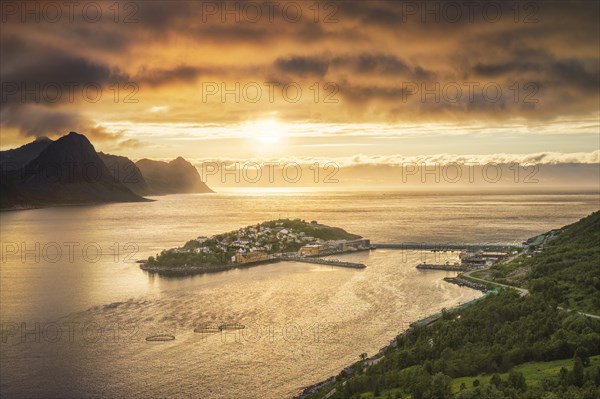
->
[1,132,213,210]
[0,169,35,209]
[0,137,52,170]
[98,152,150,195]
[2,132,146,208]
[136,157,213,194]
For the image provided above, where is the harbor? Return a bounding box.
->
[372,243,521,252]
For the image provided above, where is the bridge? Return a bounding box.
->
[372,243,522,251]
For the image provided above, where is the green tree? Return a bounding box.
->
[559,367,569,387]
[490,374,502,387]
[575,346,590,366]
[508,370,527,391]
[572,357,585,387]
[427,373,452,399]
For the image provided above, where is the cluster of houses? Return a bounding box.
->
[459,250,510,268]
[522,229,559,257]
[186,221,370,264]
[297,239,371,257]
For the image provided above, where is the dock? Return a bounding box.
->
[416,264,467,272]
[373,243,521,252]
[282,256,366,269]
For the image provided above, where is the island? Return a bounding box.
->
[140,219,371,276]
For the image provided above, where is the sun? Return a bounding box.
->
[241,119,289,148]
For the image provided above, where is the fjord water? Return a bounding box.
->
[1,191,598,398]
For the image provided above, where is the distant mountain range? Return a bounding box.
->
[0,132,213,210]
[136,157,213,195]
[97,152,150,196]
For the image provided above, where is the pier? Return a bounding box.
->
[373,243,521,251]
[416,263,467,272]
[282,256,366,269]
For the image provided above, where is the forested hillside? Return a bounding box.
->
[307,212,600,399]
[490,211,600,314]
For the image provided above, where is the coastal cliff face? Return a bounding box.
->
[136,157,213,194]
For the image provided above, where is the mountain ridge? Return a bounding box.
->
[1,132,214,209]
[6,132,145,206]
[136,157,214,194]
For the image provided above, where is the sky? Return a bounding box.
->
[0,0,599,188]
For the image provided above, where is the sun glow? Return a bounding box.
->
[241,119,289,147]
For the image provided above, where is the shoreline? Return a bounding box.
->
[140,248,371,277]
[416,263,467,272]
[140,258,280,276]
[293,281,491,399]
[0,197,153,212]
[443,276,489,292]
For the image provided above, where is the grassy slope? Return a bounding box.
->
[354,356,600,398]
[450,355,600,393]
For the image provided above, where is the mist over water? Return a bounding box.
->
[1,191,598,398]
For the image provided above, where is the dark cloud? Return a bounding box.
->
[70,26,131,51]
[272,53,433,80]
[0,104,119,141]
[135,65,207,86]
[353,3,403,27]
[1,35,128,107]
[133,1,195,30]
[474,61,543,77]
[2,54,125,91]
[0,105,80,137]
[332,53,433,78]
[551,60,600,92]
[343,84,406,102]
[474,53,599,93]
[0,0,598,134]
[334,53,409,74]
[275,56,329,77]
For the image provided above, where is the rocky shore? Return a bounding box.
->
[443,276,489,292]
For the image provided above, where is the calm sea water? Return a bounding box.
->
[1,191,598,398]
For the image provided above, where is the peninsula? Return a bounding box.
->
[140,219,371,276]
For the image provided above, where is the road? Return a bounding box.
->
[460,259,600,319]
[462,267,530,297]
[558,307,600,320]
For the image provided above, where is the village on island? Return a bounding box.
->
[141,219,372,275]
